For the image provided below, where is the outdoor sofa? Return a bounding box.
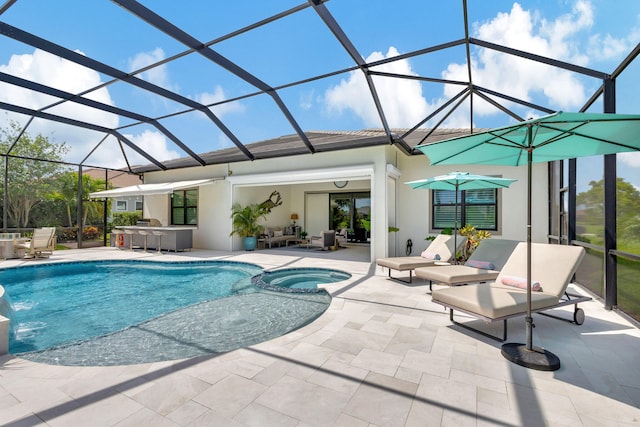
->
[431,242,590,341]
[261,227,297,248]
[416,238,520,291]
[376,234,465,283]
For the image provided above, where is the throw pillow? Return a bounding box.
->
[274,230,283,237]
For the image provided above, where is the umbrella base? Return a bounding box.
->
[501,342,560,371]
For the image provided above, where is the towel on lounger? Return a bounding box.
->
[465,259,495,270]
[501,275,543,292]
[420,251,441,260]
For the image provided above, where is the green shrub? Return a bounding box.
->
[112,212,142,226]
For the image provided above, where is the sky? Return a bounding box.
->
[0,0,638,190]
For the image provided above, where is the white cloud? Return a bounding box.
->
[443,2,593,126]
[0,48,121,163]
[322,2,636,130]
[128,47,173,89]
[0,48,183,169]
[78,130,180,169]
[586,1,640,61]
[0,49,117,125]
[195,85,245,117]
[299,88,315,111]
[619,151,640,168]
[324,46,430,128]
[442,1,640,127]
[123,129,180,163]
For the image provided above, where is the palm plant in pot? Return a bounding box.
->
[230,203,267,251]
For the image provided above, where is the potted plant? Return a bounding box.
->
[230,203,267,251]
[459,224,491,262]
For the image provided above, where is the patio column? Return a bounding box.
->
[77,165,83,249]
[603,76,617,309]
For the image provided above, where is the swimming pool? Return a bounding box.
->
[0,261,349,365]
[253,267,352,292]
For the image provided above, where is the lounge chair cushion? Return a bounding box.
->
[417,265,500,285]
[496,243,584,298]
[414,239,519,286]
[376,234,463,272]
[466,239,521,271]
[431,243,586,320]
[377,256,439,271]
[433,283,559,319]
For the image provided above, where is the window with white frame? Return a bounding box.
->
[115,200,127,211]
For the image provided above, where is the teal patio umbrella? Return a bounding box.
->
[406,172,517,262]
[416,111,640,371]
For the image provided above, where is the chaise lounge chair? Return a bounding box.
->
[416,238,520,292]
[431,242,590,341]
[376,234,466,283]
[16,227,57,259]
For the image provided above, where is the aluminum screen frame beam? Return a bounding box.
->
[0,21,255,162]
[113,0,316,155]
[0,101,167,170]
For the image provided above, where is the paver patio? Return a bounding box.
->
[0,245,639,426]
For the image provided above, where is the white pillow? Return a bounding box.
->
[274,230,283,237]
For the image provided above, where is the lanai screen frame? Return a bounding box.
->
[0,1,638,310]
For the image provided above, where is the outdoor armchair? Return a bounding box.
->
[16,227,57,259]
[308,230,336,250]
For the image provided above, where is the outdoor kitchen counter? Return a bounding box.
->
[113,226,195,251]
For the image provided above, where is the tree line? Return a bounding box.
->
[0,122,112,232]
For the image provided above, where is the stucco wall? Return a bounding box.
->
[390,151,548,257]
[142,145,549,262]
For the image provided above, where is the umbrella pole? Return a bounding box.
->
[501,129,561,371]
[454,183,458,264]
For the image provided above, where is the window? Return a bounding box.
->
[432,188,498,231]
[171,189,198,225]
[115,200,127,211]
[135,201,143,211]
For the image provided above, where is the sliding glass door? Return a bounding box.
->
[330,192,370,243]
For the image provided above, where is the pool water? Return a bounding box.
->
[253,268,352,292]
[0,261,262,354]
[0,261,350,366]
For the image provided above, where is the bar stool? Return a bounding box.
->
[137,230,151,252]
[123,229,137,251]
[111,229,125,250]
[152,230,166,253]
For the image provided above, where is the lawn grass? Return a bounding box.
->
[579,247,640,323]
[617,256,640,323]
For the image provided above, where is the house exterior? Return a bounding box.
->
[136,129,544,262]
[84,169,142,216]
